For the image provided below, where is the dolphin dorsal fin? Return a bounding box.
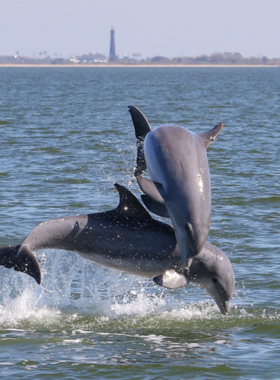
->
[128,106,152,140]
[199,123,224,149]
[114,183,153,219]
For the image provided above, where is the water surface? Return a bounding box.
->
[0,67,280,379]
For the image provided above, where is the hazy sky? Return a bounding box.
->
[1,0,280,59]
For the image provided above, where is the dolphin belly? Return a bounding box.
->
[143,126,211,268]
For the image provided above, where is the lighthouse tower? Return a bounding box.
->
[109,27,116,62]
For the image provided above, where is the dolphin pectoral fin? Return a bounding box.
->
[15,246,41,284]
[199,123,224,148]
[136,176,166,204]
[0,245,41,284]
[153,270,188,289]
[128,106,152,139]
[141,195,170,218]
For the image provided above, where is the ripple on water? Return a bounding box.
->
[0,67,280,378]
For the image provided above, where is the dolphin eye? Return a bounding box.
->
[212,278,218,283]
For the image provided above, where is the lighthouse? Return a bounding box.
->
[109,28,116,62]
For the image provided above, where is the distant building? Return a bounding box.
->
[0,55,34,63]
[0,55,16,63]
[76,52,107,63]
[109,28,117,62]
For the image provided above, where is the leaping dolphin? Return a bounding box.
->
[128,106,223,270]
[0,184,234,314]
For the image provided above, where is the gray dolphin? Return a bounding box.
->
[0,184,234,314]
[128,106,223,270]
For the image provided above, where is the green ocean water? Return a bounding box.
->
[0,67,279,379]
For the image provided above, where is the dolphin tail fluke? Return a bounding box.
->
[128,106,152,139]
[199,123,224,148]
[0,245,41,284]
[128,106,152,176]
[0,245,20,268]
[15,246,41,284]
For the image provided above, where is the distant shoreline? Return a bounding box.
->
[0,64,279,68]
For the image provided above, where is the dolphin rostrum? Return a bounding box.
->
[128,106,223,270]
[0,184,234,314]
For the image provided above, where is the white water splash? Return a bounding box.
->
[0,248,244,328]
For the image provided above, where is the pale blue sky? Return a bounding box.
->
[1,0,279,59]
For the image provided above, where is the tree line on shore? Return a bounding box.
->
[0,52,279,65]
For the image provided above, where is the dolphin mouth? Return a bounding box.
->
[212,293,230,315]
[204,280,231,315]
[219,300,230,315]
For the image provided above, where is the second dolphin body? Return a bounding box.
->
[129,106,223,270]
[0,184,234,314]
